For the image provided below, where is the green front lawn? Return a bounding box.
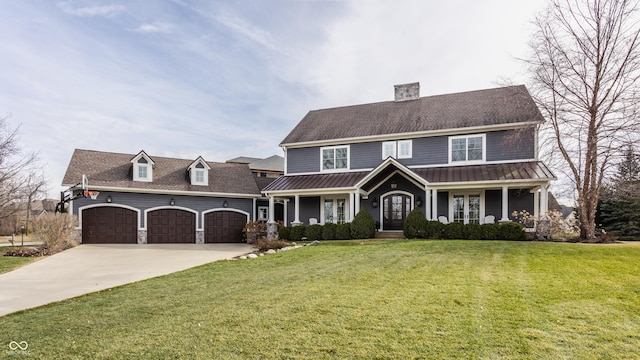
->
[0,246,41,274]
[1,240,639,359]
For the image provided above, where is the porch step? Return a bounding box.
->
[375,231,405,239]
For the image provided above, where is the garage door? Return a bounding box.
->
[204,211,247,243]
[82,207,137,244]
[147,209,196,243]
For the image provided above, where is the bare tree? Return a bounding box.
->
[0,114,42,234]
[22,169,48,235]
[526,0,640,239]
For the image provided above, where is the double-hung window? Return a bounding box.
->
[322,146,349,171]
[449,134,485,164]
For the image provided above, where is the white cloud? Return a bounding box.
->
[134,22,174,34]
[57,2,125,17]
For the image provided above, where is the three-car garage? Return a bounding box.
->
[81,206,248,244]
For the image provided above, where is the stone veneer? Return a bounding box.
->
[137,230,147,244]
[196,230,204,244]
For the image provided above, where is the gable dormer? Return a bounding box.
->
[188,156,211,186]
[131,150,155,182]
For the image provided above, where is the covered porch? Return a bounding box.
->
[262,158,556,231]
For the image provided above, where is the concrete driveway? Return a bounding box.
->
[0,243,252,317]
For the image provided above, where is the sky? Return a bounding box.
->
[0,0,549,197]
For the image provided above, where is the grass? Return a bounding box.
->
[1,240,639,359]
[0,245,42,274]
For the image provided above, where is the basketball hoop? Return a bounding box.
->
[85,191,100,200]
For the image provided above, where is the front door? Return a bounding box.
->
[452,194,481,224]
[383,194,411,230]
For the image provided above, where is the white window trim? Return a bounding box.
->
[257,206,269,221]
[320,145,350,172]
[448,134,486,165]
[397,140,413,159]
[381,140,412,160]
[134,163,152,182]
[382,141,397,159]
[320,196,349,224]
[191,168,208,186]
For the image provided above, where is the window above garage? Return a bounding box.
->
[188,156,211,186]
[130,150,155,182]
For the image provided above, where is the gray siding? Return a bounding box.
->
[486,128,535,161]
[404,136,448,166]
[484,190,502,220]
[286,196,321,225]
[287,147,320,174]
[285,127,536,174]
[73,191,255,228]
[351,142,380,170]
[437,191,449,218]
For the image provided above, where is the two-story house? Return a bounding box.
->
[262,83,556,232]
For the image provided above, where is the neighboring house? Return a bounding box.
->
[0,199,56,235]
[262,83,556,231]
[227,155,285,179]
[62,149,282,244]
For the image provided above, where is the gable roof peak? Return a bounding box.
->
[188,156,212,170]
[130,150,155,165]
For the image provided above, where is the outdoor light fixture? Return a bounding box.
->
[416,196,423,207]
[372,197,378,208]
[106,195,112,203]
[223,200,228,208]
[170,198,175,206]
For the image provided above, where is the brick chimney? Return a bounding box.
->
[394,82,420,102]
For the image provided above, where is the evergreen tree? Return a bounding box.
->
[597,146,640,239]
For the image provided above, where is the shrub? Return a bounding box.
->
[464,223,484,240]
[443,222,465,239]
[425,220,444,239]
[33,213,78,254]
[499,222,526,240]
[322,223,337,240]
[253,238,291,252]
[289,225,307,241]
[404,208,429,239]
[278,226,291,241]
[243,221,267,244]
[336,223,351,240]
[350,209,376,239]
[481,223,501,240]
[305,224,323,241]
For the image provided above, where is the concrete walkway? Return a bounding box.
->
[0,243,252,317]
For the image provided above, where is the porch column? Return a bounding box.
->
[292,195,302,226]
[431,189,438,220]
[349,193,356,221]
[501,186,510,222]
[533,189,540,219]
[267,196,278,240]
[425,188,431,220]
[268,196,275,223]
[283,199,289,227]
[540,185,549,216]
[252,198,257,222]
[354,192,361,216]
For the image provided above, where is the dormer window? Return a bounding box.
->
[188,157,211,186]
[131,151,154,182]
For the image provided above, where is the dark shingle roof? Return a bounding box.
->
[263,161,555,192]
[281,85,544,145]
[62,149,261,195]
